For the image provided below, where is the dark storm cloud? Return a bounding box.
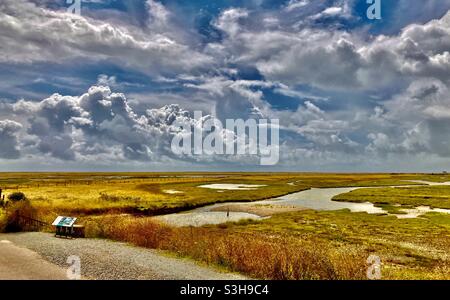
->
[0,120,22,159]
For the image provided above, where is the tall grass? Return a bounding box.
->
[85,216,367,280]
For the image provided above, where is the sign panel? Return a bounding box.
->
[52,216,77,227]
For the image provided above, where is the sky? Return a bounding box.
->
[1,0,450,172]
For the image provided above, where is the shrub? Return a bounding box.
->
[8,192,27,202]
[3,199,37,232]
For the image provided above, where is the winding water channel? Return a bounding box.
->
[155,181,450,227]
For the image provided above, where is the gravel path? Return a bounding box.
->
[0,232,247,280]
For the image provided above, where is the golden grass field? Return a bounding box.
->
[1,172,449,279]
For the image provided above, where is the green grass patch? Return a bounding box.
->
[332,185,450,209]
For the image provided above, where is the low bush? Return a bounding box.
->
[2,199,37,232]
[8,192,27,202]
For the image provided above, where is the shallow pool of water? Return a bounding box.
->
[163,190,183,194]
[261,187,450,218]
[396,206,450,219]
[404,180,450,186]
[198,184,267,190]
[265,187,386,214]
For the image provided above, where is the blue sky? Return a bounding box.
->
[1,0,450,171]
